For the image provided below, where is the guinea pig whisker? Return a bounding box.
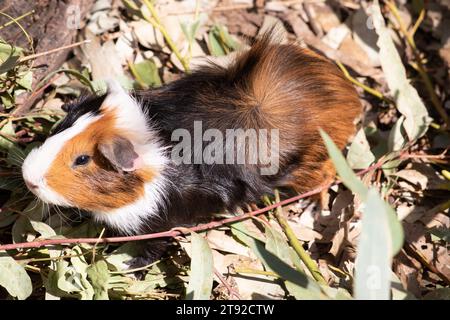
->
[52,205,67,229]
[53,204,81,225]
[24,198,39,214]
[75,208,83,223]
[37,200,53,223]
[8,154,25,167]
[12,156,25,165]
[51,204,67,225]
[37,199,46,220]
[3,192,32,210]
[55,206,72,224]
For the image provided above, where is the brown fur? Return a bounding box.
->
[228,38,361,192]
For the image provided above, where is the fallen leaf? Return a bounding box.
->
[347,128,376,169]
[0,252,32,300]
[394,163,448,190]
[186,232,214,300]
[207,229,251,256]
[87,260,110,300]
[370,0,431,141]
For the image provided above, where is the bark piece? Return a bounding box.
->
[0,0,95,115]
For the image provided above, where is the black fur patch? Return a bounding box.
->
[51,94,106,136]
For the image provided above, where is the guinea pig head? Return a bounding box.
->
[22,81,167,226]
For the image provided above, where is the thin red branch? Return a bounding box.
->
[0,159,386,252]
[214,268,241,300]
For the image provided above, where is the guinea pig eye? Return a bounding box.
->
[73,155,91,167]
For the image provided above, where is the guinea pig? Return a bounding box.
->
[22,32,361,266]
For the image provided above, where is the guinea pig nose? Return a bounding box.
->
[25,180,38,190]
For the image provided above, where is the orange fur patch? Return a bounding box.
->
[46,110,156,212]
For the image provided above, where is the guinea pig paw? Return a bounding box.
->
[124,239,169,275]
[125,256,160,280]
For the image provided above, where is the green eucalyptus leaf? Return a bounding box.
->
[131,59,161,88]
[264,224,323,299]
[0,54,19,74]
[186,232,214,300]
[181,20,201,44]
[423,288,450,300]
[105,242,141,271]
[215,25,239,51]
[0,210,18,228]
[320,129,367,198]
[87,260,110,300]
[208,31,226,56]
[371,0,431,141]
[16,70,33,90]
[232,226,324,298]
[388,116,407,152]
[0,91,14,108]
[354,189,400,300]
[0,252,33,300]
[428,226,450,242]
[0,120,15,150]
[321,130,404,256]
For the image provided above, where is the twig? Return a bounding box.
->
[410,9,425,38]
[0,12,33,46]
[0,10,34,30]
[404,243,450,286]
[442,170,450,181]
[0,185,329,251]
[400,149,449,160]
[327,264,352,280]
[0,165,385,250]
[91,228,106,264]
[166,0,307,15]
[234,268,279,278]
[18,40,91,63]
[336,61,392,103]
[24,265,41,273]
[128,59,148,89]
[141,0,190,72]
[214,268,241,300]
[19,246,100,264]
[385,1,449,128]
[0,159,387,252]
[272,190,327,285]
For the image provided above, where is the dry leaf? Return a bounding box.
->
[207,229,252,257]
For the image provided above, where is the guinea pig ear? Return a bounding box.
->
[98,136,143,172]
[105,79,126,96]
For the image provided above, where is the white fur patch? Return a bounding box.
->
[22,114,101,206]
[103,80,151,145]
[92,137,170,235]
[90,80,171,234]
[93,172,168,235]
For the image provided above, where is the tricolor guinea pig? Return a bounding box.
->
[22,33,361,265]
